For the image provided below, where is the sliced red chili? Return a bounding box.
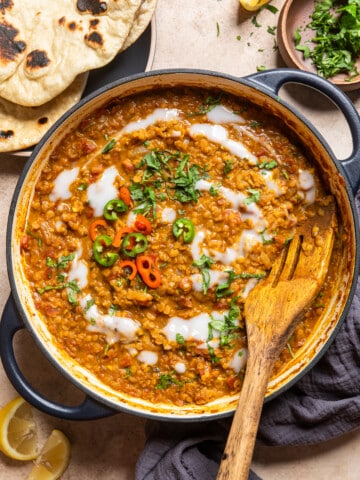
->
[112,226,134,248]
[136,255,161,288]
[119,186,131,207]
[119,260,137,280]
[134,214,152,235]
[89,219,107,242]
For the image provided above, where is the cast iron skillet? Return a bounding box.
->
[1,68,360,420]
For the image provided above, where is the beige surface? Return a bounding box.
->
[1,0,360,478]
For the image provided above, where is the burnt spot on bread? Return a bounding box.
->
[0,21,26,62]
[0,130,13,139]
[26,50,50,70]
[0,0,13,13]
[90,19,99,29]
[58,17,82,32]
[84,31,103,47]
[38,117,48,125]
[77,0,107,15]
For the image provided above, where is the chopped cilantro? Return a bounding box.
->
[264,4,278,14]
[257,159,278,170]
[294,0,360,79]
[37,280,80,306]
[176,333,185,345]
[155,372,183,390]
[26,224,42,247]
[187,93,223,117]
[243,189,261,205]
[224,159,234,175]
[193,254,215,269]
[46,253,75,270]
[209,300,241,349]
[201,269,211,295]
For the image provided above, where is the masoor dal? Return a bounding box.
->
[21,88,338,406]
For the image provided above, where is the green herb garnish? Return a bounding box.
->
[176,333,185,345]
[243,189,261,205]
[223,159,234,175]
[295,0,360,79]
[193,254,215,269]
[155,372,183,390]
[46,253,75,270]
[187,93,223,117]
[37,280,80,306]
[258,159,278,170]
[102,138,116,153]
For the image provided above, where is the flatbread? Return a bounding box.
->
[120,0,157,52]
[0,73,88,152]
[0,0,142,107]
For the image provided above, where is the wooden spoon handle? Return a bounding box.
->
[217,354,274,480]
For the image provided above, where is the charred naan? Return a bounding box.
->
[121,0,157,52]
[0,73,88,152]
[0,0,142,107]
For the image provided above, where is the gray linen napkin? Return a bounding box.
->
[136,194,360,480]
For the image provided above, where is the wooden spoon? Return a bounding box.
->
[217,201,336,480]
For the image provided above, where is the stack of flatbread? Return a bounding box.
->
[0,0,157,152]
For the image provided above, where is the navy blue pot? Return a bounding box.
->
[1,69,359,421]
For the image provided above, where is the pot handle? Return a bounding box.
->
[245,68,360,195]
[0,296,115,420]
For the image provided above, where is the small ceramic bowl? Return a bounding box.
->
[277,0,360,91]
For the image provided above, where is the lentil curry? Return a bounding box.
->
[21,87,338,407]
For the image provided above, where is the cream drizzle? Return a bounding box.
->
[50,167,79,202]
[86,166,121,217]
[121,108,180,135]
[298,169,316,204]
[80,295,139,345]
[67,247,88,289]
[162,311,229,344]
[206,104,245,124]
[189,123,257,164]
[228,348,248,373]
[174,362,186,374]
[191,270,229,292]
[137,351,158,365]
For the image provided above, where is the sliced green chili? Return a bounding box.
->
[172,218,195,244]
[93,234,119,267]
[121,232,148,257]
[102,138,116,153]
[103,199,128,220]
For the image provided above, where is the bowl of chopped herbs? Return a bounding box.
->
[277,0,360,90]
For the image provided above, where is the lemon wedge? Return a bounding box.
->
[239,0,270,11]
[27,429,71,480]
[0,396,38,461]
